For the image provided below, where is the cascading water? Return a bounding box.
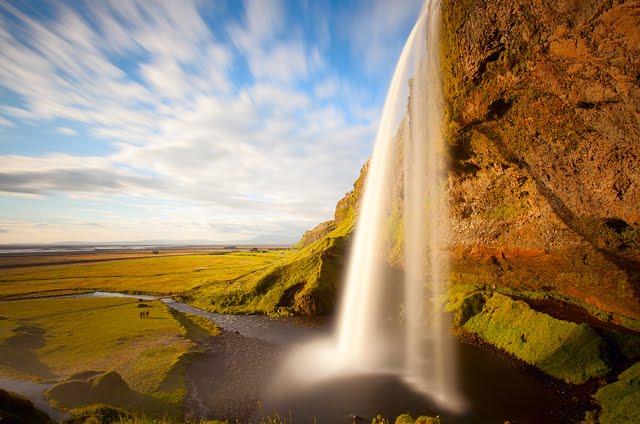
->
[277,0,465,415]
[334,0,464,411]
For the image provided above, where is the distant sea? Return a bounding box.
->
[0,245,165,254]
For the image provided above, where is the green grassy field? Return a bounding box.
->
[0,240,349,317]
[0,297,200,418]
[0,252,288,300]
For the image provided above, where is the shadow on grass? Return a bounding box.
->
[0,325,56,380]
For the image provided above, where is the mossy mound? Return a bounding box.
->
[63,404,133,424]
[462,293,610,384]
[46,371,136,411]
[446,284,487,328]
[394,414,441,424]
[0,389,53,424]
[257,217,353,315]
[584,361,640,424]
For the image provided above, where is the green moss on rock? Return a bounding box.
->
[585,361,640,424]
[446,284,487,327]
[463,293,610,384]
[294,220,336,250]
[391,414,442,424]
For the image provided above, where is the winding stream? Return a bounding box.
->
[0,292,579,423]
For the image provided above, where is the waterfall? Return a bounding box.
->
[334,0,464,411]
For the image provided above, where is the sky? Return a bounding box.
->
[0,0,423,244]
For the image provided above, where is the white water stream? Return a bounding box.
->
[332,0,464,411]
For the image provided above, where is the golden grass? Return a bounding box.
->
[0,252,288,299]
[0,251,181,268]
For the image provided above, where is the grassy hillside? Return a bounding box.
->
[191,215,355,315]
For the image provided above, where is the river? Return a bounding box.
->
[0,292,581,423]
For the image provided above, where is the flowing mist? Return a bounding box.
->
[284,0,464,412]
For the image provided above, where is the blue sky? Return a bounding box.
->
[0,0,423,244]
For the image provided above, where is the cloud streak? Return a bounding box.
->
[0,0,419,243]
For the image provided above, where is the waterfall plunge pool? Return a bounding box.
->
[166,296,582,424]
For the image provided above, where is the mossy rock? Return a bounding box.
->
[586,361,640,424]
[415,417,441,424]
[394,414,441,424]
[0,389,54,424]
[446,284,489,327]
[395,414,414,424]
[455,292,487,327]
[464,293,610,384]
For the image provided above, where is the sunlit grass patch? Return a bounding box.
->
[183,313,221,337]
[167,309,221,345]
[0,252,287,300]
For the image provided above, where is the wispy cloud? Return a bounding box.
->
[0,116,14,127]
[54,127,77,135]
[0,0,420,242]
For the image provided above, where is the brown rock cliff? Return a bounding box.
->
[296,0,640,323]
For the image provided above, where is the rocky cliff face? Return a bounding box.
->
[440,0,640,321]
[295,161,368,250]
[295,0,640,323]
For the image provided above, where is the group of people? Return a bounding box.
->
[139,310,150,318]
